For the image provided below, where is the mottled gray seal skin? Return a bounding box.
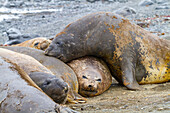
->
[0,57,78,113]
[0,48,68,104]
[45,12,170,90]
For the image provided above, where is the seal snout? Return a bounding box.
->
[88,85,92,88]
[63,85,68,93]
[45,45,53,55]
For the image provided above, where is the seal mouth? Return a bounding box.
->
[82,89,98,93]
[57,54,64,60]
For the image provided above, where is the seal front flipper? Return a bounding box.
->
[67,86,87,104]
[120,49,143,90]
[73,90,87,103]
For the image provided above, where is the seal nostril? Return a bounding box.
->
[88,85,92,88]
[45,49,49,54]
[63,87,68,93]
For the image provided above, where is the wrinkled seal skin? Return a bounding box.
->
[0,48,68,104]
[0,57,78,113]
[12,37,52,50]
[45,12,170,90]
[1,46,87,104]
[68,56,112,97]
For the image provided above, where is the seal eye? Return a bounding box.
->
[82,75,87,79]
[96,79,101,82]
[56,42,61,45]
[43,80,51,86]
[34,42,39,47]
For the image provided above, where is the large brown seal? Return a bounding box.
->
[12,37,52,50]
[0,57,77,113]
[45,12,170,90]
[0,48,68,104]
[1,46,87,104]
[68,56,112,97]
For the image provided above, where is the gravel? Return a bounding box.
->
[0,0,170,44]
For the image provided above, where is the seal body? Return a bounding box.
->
[0,48,68,104]
[12,37,52,50]
[0,57,75,113]
[1,46,86,104]
[45,12,170,90]
[68,56,112,97]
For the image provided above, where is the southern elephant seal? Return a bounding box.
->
[45,12,170,90]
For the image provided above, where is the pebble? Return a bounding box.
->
[155,6,170,10]
[156,0,168,4]
[4,1,24,8]
[6,28,22,40]
[114,6,136,17]
[138,0,154,6]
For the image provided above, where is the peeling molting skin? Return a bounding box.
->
[46,12,170,90]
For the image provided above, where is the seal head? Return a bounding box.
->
[29,72,68,104]
[68,56,112,97]
[78,69,102,97]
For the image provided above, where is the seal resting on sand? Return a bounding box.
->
[68,56,112,97]
[45,12,170,90]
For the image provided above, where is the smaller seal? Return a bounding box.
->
[68,56,112,97]
[12,37,52,50]
[0,57,76,113]
[0,48,68,104]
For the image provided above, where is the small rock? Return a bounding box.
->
[137,22,150,28]
[155,6,170,10]
[120,105,128,109]
[8,34,22,40]
[6,28,22,40]
[150,0,157,3]
[157,0,168,4]
[42,15,45,18]
[114,6,136,17]
[138,0,154,6]
[86,0,100,3]
[3,39,22,46]
[4,1,24,8]
[157,107,164,111]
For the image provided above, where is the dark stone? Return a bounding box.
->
[155,6,169,10]
[138,0,154,6]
